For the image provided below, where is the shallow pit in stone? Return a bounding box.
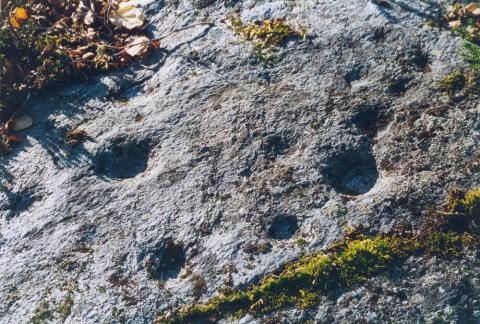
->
[145,240,186,281]
[268,215,298,240]
[95,137,150,179]
[351,103,381,131]
[324,147,379,195]
[2,189,41,220]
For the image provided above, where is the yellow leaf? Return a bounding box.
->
[14,7,29,19]
[10,7,29,28]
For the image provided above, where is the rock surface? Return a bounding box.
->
[1,0,480,323]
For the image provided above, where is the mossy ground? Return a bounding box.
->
[158,189,480,323]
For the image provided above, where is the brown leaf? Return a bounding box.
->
[466,3,480,16]
[7,134,23,143]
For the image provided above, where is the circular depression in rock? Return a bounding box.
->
[324,147,378,195]
[145,240,186,280]
[351,103,381,131]
[95,137,150,179]
[268,215,298,240]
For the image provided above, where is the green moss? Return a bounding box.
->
[57,293,74,319]
[462,41,480,72]
[157,189,480,323]
[243,242,272,255]
[439,71,466,95]
[158,235,419,323]
[421,231,473,257]
[228,17,306,66]
[230,17,305,49]
[453,188,480,216]
[296,238,308,247]
[30,301,53,324]
[443,188,480,232]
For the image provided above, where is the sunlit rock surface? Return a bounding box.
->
[1,0,479,322]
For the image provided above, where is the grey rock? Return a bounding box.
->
[1,0,479,323]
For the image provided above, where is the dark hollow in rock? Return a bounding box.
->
[351,103,380,131]
[388,76,412,96]
[371,26,389,42]
[268,215,298,240]
[324,147,379,195]
[145,240,186,280]
[350,102,391,135]
[95,137,150,179]
[260,135,289,160]
[406,47,430,71]
[191,0,216,9]
[2,189,39,220]
[344,65,363,85]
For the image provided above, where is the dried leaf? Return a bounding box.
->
[84,10,95,25]
[7,134,23,143]
[466,3,480,16]
[10,7,29,28]
[82,52,95,60]
[467,26,478,35]
[109,1,145,29]
[125,36,150,56]
[449,20,462,29]
[150,39,161,48]
[85,28,97,40]
[12,115,33,131]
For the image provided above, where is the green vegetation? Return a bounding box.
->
[0,25,70,115]
[445,3,480,88]
[437,65,480,96]
[439,71,467,94]
[243,242,272,255]
[462,41,480,71]
[158,234,417,323]
[452,188,480,216]
[157,188,480,323]
[230,17,306,49]
[447,3,480,45]
[56,293,74,319]
[296,238,308,247]
[228,17,306,65]
[30,301,54,324]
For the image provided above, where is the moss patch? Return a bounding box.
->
[228,17,306,65]
[229,17,305,49]
[30,301,54,324]
[462,41,480,71]
[157,189,480,323]
[158,234,417,323]
[452,188,480,216]
[439,71,467,94]
[56,293,74,320]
